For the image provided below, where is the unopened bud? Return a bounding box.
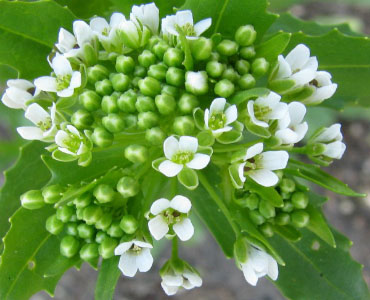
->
[80,90,101,111]
[137,111,159,129]
[166,67,185,87]
[185,71,208,95]
[82,43,98,66]
[101,94,119,114]
[117,90,137,113]
[214,79,235,98]
[260,223,274,238]
[92,127,114,148]
[259,199,275,219]
[95,231,108,244]
[56,205,75,223]
[238,74,256,90]
[249,210,265,225]
[60,236,80,258]
[240,46,256,59]
[191,37,212,61]
[162,85,180,98]
[116,55,135,74]
[124,144,149,163]
[206,61,224,78]
[235,25,257,47]
[99,237,118,259]
[102,113,125,133]
[245,193,260,210]
[153,41,170,59]
[110,73,131,92]
[93,184,116,204]
[80,243,99,262]
[120,215,139,234]
[83,205,103,225]
[21,190,45,210]
[155,94,176,115]
[107,221,124,238]
[217,39,238,56]
[164,48,184,67]
[145,127,166,146]
[148,63,168,82]
[46,214,64,235]
[71,109,94,129]
[138,77,161,97]
[95,79,113,96]
[134,65,147,78]
[42,184,63,204]
[78,223,96,239]
[178,93,199,114]
[173,116,195,136]
[138,50,157,68]
[291,211,310,228]
[136,95,156,112]
[235,60,250,75]
[282,201,294,213]
[95,213,113,231]
[123,114,138,129]
[291,192,309,209]
[117,176,140,198]
[65,223,78,236]
[252,58,269,78]
[87,65,109,84]
[275,212,291,226]
[280,178,296,193]
[222,67,240,82]
[233,237,248,264]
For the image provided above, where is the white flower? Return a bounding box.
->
[310,123,346,159]
[118,20,142,49]
[55,125,89,157]
[275,102,308,145]
[161,266,202,296]
[1,79,36,110]
[17,103,57,142]
[204,98,237,137]
[161,10,212,40]
[35,55,81,97]
[302,71,337,105]
[114,240,153,277]
[247,91,288,128]
[185,71,208,95]
[131,3,159,34]
[239,247,278,286]
[148,195,194,241]
[237,143,289,187]
[158,136,211,177]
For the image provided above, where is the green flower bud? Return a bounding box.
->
[240,46,256,59]
[95,79,113,96]
[245,193,260,210]
[206,61,225,78]
[87,65,109,84]
[138,77,162,97]
[92,127,114,148]
[252,57,269,78]
[217,39,239,56]
[163,48,184,67]
[260,223,274,238]
[95,231,108,244]
[209,51,221,61]
[249,210,265,225]
[117,176,140,198]
[80,243,99,262]
[148,63,168,82]
[138,50,157,68]
[282,201,294,213]
[145,127,166,146]
[153,41,170,59]
[101,94,118,114]
[102,113,125,133]
[99,237,118,259]
[148,36,161,49]
[107,221,124,238]
[137,111,159,129]
[291,192,309,209]
[280,178,296,193]
[190,37,212,61]
[93,184,116,204]
[134,65,147,78]
[123,114,138,129]
[46,214,64,235]
[66,222,78,236]
[71,109,94,129]
[110,73,131,92]
[83,205,103,225]
[166,67,185,87]
[116,55,135,74]
[161,84,180,98]
[235,59,251,75]
[173,116,195,136]
[76,207,84,220]
[124,144,149,163]
[178,93,199,114]
[291,211,310,228]
[259,199,276,219]
[155,93,176,115]
[77,223,96,239]
[281,192,291,200]
[21,190,45,210]
[238,74,256,90]
[214,79,235,98]
[275,212,291,226]
[222,67,240,82]
[136,95,156,112]
[79,90,101,111]
[56,205,74,223]
[117,90,137,113]
[95,213,113,231]
[120,215,139,234]
[42,184,63,204]
[60,236,80,258]
[82,43,98,66]
[235,25,257,46]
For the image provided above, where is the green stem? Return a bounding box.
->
[172,237,179,259]
[287,146,307,154]
[213,141,261,153]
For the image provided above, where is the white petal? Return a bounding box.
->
[267,255,279,281]
[173,218,194,241]
[304,84,337,105]
[115,241,133,255]
[161,282,179,296]
[57,88,74,98]
[212,126,232,135]
[285,44,310,71]
[260,151,289,170]
[247,100,268,128]
[1,93,24,109]
[224,105,238,125]
[137,248,153,272]
[238,162,246,182]
[256,91,281,107]
[70,71,81,88]
[314,124,342,143]
[249,248,269,273]
[302,56,318,72]
[276,55,292,79]
[176,10,194,27]
[164,136,179,160]
[277,111,291,130]
[268,102,288,120]
[194,18,212,36]
[5,87,32,106]
[90,17,109,34]
[291,68,316,86]
[150,198,171,215]
[288,102,306,125]
[7,79,34,90]
[73,20,93,46]
[294,122,308,143]
[158,160,183,177]
[119,253,138,277]
[248,169,279,187]
[133,240,153,249]
[67,124,80,136]
[52,55,72,76]
[25,103,49,125]
[170,195,191,213]
[245,143,263,160]
[210,97,226,114]
[55,130,70,148]
[34,76,57,92]
[242,263,258,286]
[179,136,198,153]
[162,273,183,286]
[148,215,169,240]
[56,28,76,53]
[183,271,202,287]
[204,109,210,129]
[275,128,299,144]
[17,127,44,140]
[110,12,126,27]
[186,153,210,170]
[323,141,346,159]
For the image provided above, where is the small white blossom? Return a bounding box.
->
[237,143,289,187]
[17,103,57,142]
[247,91,288,128]
[161,10,211,40]
[302,71,337,105]
[161,266,202,296]
[1,79,36,110]
[158,136,210,177]
[130,3,159,34]
[114,240,153,277]
[204,98,237,137]
[55,125,89,157]
[275,102,308,145]
[148,195,194,241]
[35,55,81,97]
[185,71,208,95]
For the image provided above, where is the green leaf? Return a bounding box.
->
[271,229,370,300]
[244,180,283,207]
[273,225,302,242]
[255,31,291,63]
[286,159,364,197]
[55,0,112,18]
[95,257,121,300]
[230,88,270,105]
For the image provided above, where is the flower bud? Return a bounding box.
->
[95,231,108,244]
[233,237,248,264]
[66,222,78,236]
[238,74,256,90]
[124,144,149,163]
[76,208,84,220]
[153,41,170,59]
[83,205,103,225]
[145,127,166,146]
[60,236,80,258]
[173,116,195,136]
[95,213,113,231]
[291,211,310,228]
[185,71,208,95]
[42,184,63,204]
[252,58,269,78]
[92,127,114,148]
[79,90,101,111]
[260,223,274,238]
[117,176,140,198]
[101,94,119,114]
[107,221,124,238]
[281,201,294,213]
[214,79,235,98]
[93,184,116,204]
[134,65,147,78]
[222,67,240,82]
[206,61,225,78]
[240,46,256,59]
[82,43,98,66]
[80,243,99,262]
[71,109,94,129]
[148,36,161,49]
[123,114,138,129]
[56,205,75,223]
[117,90,137,113]
[87,65,109,84]
[148,63,168,82]
[46,214,64,235]
[137,111,159,129]
[275,212,291,226]
[235,25,257,46]
[191,37,213,61]
[217,39,238,56]
[166,67,185,87]
[138,77,162,97]
[102,114,125,133]
[138,49,157,68]
[259,199,275,219]
[306,143,326,156]
[291,192,309,209]
[110,73,131,92]
[161,85,180,97]
[235,59,251,75]
[95,79,113,96]
[163,48,184,67]
[136,95,156,112]
[178,93,199,114]
[99,237,118,259]
[120,215,139,234]
[245,193,260,210]
[116,55,135,74]
[77,223,96,239]
[155,94,176,115]
[21,190,45,210]
[280,178,296,193]
[249,210,265,225]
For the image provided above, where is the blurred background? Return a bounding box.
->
[0,0,366,299]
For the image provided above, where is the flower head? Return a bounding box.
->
[114,239,153,277]
[130,3,159,34]
[148,195,194,241]
[55,125,90,157]
[302,71,337,105]
[1,79,36,110]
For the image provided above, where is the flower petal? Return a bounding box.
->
[163,136,179,159]
[276,55,292,79]
[115,241,133,255]
[248,169,279,187]
[7,79,34,90]
[210,97,226,114]
[179,136,198,153]
[133,240,153,249]
[247,100,268,128]
[161,282,179,296]
[291,68,316,86]
[162,273,183,286]
[260,151,289,170]
[148,215,169,240]
[17,127,44,141]
[73,20,93,46]
[173,218,194,241]
[158,160,183,177]
[119,252,138,277]
[238,162,246,182]
[267,255,279,281]
[70,71,82,88]
[194,18,212,36]
[137,248,153,272]
[52,55,72,76]
[285,44,310,71]
[110,12,126,27]
[324,141,346,159]
[275,128,299,144]
[176,10,194,27]
[57,88,74,98]
[313,124,342,143]
[245,143,263,160]
[186,153,210,170]
[204,108,210,129]
[25,103,49,125]
[90,17,109,34]
[268,102,288,120]
[150,198,171,215]
[183,271,202,287]
[1,93,24,109]
[288,102,306,125]
[34,76,57,92]
[170,195,191,213]
[225,104,238,125]
[242,263,258,286]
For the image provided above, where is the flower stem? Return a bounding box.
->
[213,141,260,153]
[172,237,179,259]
